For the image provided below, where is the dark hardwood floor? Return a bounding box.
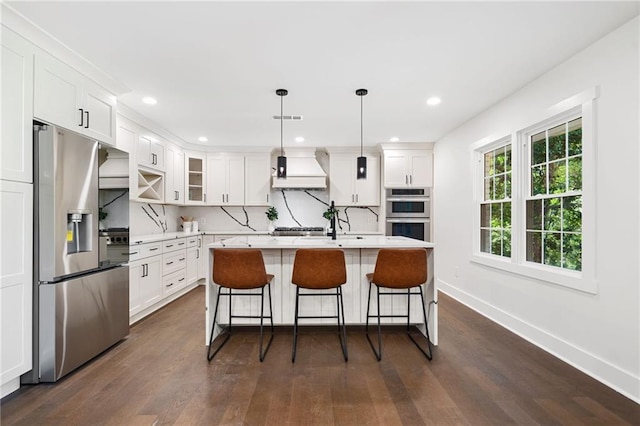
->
[2,286,638,425]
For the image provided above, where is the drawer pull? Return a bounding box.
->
[127,251,139,256]
[178,277,185,282]
[166,261,174,265]
[166,283,174,287]
[150,247,159,251]
[178,242,185,246]
[166,244,174,248]
[179,258,185,261]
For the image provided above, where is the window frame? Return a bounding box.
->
[470,88,597,294]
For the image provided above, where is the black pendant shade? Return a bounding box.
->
[276,88,288,179]
[357,155,367,179]
[356,88,368,180]
[277,155,287,179]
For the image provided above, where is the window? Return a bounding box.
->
[480,143,512,257]
[526,118,582,271]
[471,88,596,293]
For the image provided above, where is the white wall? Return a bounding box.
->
[433,17,639,401]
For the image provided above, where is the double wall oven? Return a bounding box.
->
[385,188,431,241]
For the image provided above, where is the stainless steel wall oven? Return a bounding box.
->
[385,188,431,241]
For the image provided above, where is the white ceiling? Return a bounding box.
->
[6,1,639,148]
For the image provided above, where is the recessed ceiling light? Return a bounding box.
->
[390,137,400,142]
[142,96,157,105]
[295,137,304,143]
[426,97,441,106]
[198,136,208,142]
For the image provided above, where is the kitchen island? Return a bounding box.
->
[205,235,437,346]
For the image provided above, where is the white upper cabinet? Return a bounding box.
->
[383,149,433,188]
[34,52,116,145]
[206,154,245,205]
[330,153,380,206]
[244,154,271,206]
[1,28,34,183]
[165,144,185,205]
[137,136,165,171]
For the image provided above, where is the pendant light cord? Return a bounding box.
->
[280,95,284,156]
[360,94,364,157]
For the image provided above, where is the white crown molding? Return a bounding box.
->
[378,142,435,151]
[1,3,129,95]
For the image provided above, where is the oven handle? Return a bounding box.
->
[385,218,430,223]
[387,197,430,202]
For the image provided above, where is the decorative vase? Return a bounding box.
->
[268,221,275,235]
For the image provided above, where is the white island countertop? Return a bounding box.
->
[207,235,435,249]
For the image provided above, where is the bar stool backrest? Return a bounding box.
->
[371,248,427,289]
[213,248,269,289]
[292,249,347,289]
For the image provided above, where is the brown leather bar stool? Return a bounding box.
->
[365,248,433,361]
[207,248,274,362]
[291,249,348,363]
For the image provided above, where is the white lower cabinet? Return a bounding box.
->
[129,255,162,318]
[185,235,199,285]
[199,235,214,280]
[129,236,196,323]
[0,180,33,397]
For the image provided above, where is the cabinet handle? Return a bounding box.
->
[78,108,84,127]
[356,194,359,203]
[150,247,159,251]
[166,261,174,265]
[196,248,200,259]
[179,257,185,261]
[405,175,408,184]
[204,193,206,203]
[409,175,413,184]
[178,242,185,246]
[266,193,269,203]
[198,239,202,248]
[175,191,178,200]
[166,244,173,248]
[166,282,174,287]
[128,251,139,256]
[178,277,185,282]
[85,110,90,129]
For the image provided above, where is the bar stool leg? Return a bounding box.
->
[292,286,300,363]
[337,286,348,362]
[207,288,231,361]
[365,282,383,361]
[406,286,433,360]
[258,282,275,362]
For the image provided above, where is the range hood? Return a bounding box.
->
[272,148,327,189]
[98,147,129,189]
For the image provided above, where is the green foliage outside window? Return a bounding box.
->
[526,118,582,271]
[480,144,512,257]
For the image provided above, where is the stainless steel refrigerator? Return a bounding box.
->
[25,122,129,383]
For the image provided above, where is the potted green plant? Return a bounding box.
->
[265,206,278,234]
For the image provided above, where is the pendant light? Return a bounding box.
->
[356,88,368,179]
[276,88,288,179]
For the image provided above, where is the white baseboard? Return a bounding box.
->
[438,279,640,404]
[1,377,20,400]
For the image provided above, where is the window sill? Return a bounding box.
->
[470,253,597,294]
